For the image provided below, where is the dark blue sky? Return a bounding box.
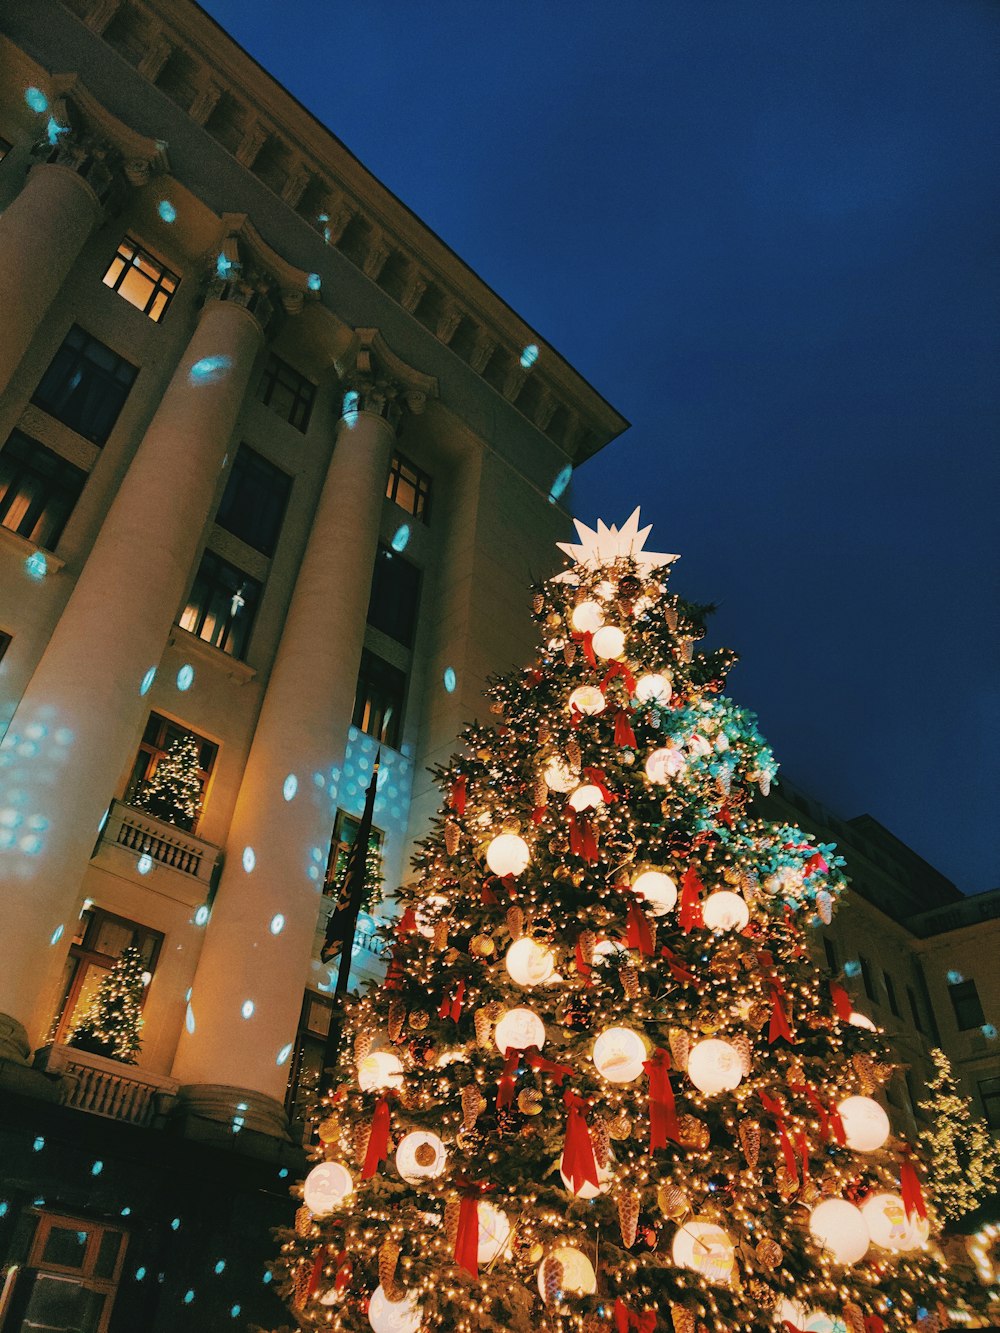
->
[200,1,999,894]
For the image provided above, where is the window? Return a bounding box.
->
[49,906,161,1049]
[906,984,926,1034]
[0,430,87,548]
[256,352,315,432]
[367,544,421,646]
[883,970,901,1018]
[8,1210,127,1332]
[102,236,178,321]
[948,978,985,1031]
[0,136,11,162]
[979,1077,1000,1129]
[124,711,218,829]
[285,990,334,1132]
[324,809,384,900]
[179,548,260,660]
[386,450,431,520]
[0,630,11,664]
[822,936,837,974]
[32,326,138,444]
[216,445,292,557]
[352,650,406,749]
[859,955,877,1003]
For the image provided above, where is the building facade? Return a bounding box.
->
[0,1,626,1327]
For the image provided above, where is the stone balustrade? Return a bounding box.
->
[33,1044,179,1127]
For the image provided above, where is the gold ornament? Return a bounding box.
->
[669,1027,691,1071]
[739,1118,761,1169]
[518,1088,543,1115]
[317,1116,340,1145]
[378,1239,401,1299]
[470,933,495,958]
[545,611,561,628]
[409,1009,429,1031]
[620,964,640,999]
[388,997,406,1041]
[461,1085,486,1129]
[754,1238,783,1269]
[591,1115,611,1168]
[295,1204,312,1237]
[414,1142,438,1167]
[677,1115,710,1149]
[608,1112,632,1140]
[445,820,460,855]
[748,1000,770,1030]
[617,1191,640,1248]
[657,1183,688,1219]
[775,1166,798,1199]
[670,1305,695,1333]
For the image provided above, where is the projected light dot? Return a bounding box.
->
[49,925,63,946]
[157,199,177,223]
[91,1160,103,1176]
[548,463,572,504]
[844,959,861,978]
[121,1207,131,1216]
[947,970,964,985]
[230,1306,241,1318]
[25,87,48,113]
[171,1218,181,1231]
[189,355,232,385]
[276,1043,293,1066]
[135,1267,147,1281]
[25,551,48,579]
[177,664,194,691]
[263,1271,273,1285]
[307,272,322,291]
[33,1136,45,1151]
[270,914,285,935]
[183,1290,195,1305]
[278,1168,288,1179]
[19,833,42,855]
[443,667,457,693]
[342,390,360,426]
[983,1023,998,1040]
[136,853,153,875]
[214,1260,226,1275]
[241,999,255,1019]
[194,905,210,925]
[391,524,410,552]
[47,118,69,146]
[185,1004,195,1033]
[282,774,297,801]
[139,667,156,696]
[520,343,539,369]
[216,253,233,279]
[242,846,256,873]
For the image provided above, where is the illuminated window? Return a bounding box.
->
[949,978,985,1031]
[102,236,178,321]
[352,650,406,749]
[216,445,292,557]
[179,549,260,660]
[124,711,218,830]
[0,430,87,549]
[979,1077,1000,1129]
[256,353,315,432]
[284,991,334,1134]
[50,906,162,1048]
[8,1209,127,1332]
[883,970,901,1018]
[324,809,384,899]
[367,544,421,647]
[386,450,431,521]
[32,325,138,444]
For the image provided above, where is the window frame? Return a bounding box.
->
[822,936,837,974]
[859,955,877,1004]
[352,649,407,750]
[102,235,179,322]
[366,543,421,647]
[0,429,88,550]
[906,984,926,1034]
[11,1209,128,1333]
[0,136,11,163]
[284,989,334,1132]
[386,449,432,522]
[215,444,292,558]
[31,325,138,446]
[123,710,219,830]
[978,1076,1000,1129]
[179,547,261,661]
[324,809,385,899]
[0,630,11,665]
[256,352,316,433]
[948,977,985,1031]
[883,970,901,1019]
[50,906,163,1049]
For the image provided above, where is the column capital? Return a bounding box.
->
[336,328,439,427]
[32,77,170,195]
[201,213,320,328]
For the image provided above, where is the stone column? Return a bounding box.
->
[170,332,436,1136]
[0,282,269,1062]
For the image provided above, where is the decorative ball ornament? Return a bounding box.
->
[357,1051,404,1092]
[808,1199,870,1265]
[570,601,605,634]
[591,625,626,660]
[686,1039,743,1095]
[635,672,672,704]
[775,1300,846,1333]
[592,1027,647,1083]
[630,870,678,916]
[414,893,449,939]
[477,1203,511,1265]
[568,784,603,812]
[847,1011,877,1032]
[702,891,750,933]
[861,1193,929,1251]
[671,1218,735,1284]
[494,1007,546,1054]
[368,1284,423,1333]
[560,1153,614,1199]
[505,937,556,987]
[303,1161,353,1215]
[543,758,577,792]
[395,1131,446,1185]
[537,1246,596,1302]
[486,833,530,877]
[837,1096,890,1152]
[568,686,606,716]
[645,746,684,783]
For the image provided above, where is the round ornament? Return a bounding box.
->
[630,869,678,916]
[505,937,556,987]
[847,1011,877,1032]
[702,891,750,933]
[544,758,577,792]
[861,1192,929,1251]
[568,686,606,717]
[494,1007,546,1054]
[635,672,672,704]
[358,1051,404,1092]
[592,1026,647,1083]
[317,1117,340,1145]
[368,1284,422,1333]
[303,1161,353,1215]
[537,1246,596,1302]
[486,833,530,877]
[560,1153,614,1199]
[570,601,605,634]
[686,1039,743,1095]
[657,1183,689,1219]
[395,1131,446,1185]
[671,1218,735,1284]
[414,893,448,939]
[808,1198,870,1265]
[477,1202,511,1265]
[568,783,603,812]
[645,746,684,784]
[837,1096,890,1153]
[775,1300,847,1333]
[592,625,626,660]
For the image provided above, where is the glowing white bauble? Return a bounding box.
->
[808,1199,870,1265]
[357,1051,404,1092]
[776,1300,847,1333]
[486,833,530,877]
[591,625,625,660]
[595,580,616,601]
[568,685,606,716]
[686,1039,743,1095]
[570,601,604,634]
[593,938,627,963]
[477,1203,511,1264]
[645,746,684,783]
[494,1007,545,1054]
[537,1246,596,1302]
[702,891,750,933]
[395,1131,446,1185]
[630,869,678,916]
[414,893,448,939]
[303,1162,353,1215]
[848,1011,877,1031]
[592,1027,647,1083]
[368,1285,422,1333]
[543,758,577,792]
[861,1192,929,1252]
[635,672,672,704]
[560,1153,614,1199]
[505,937,556,987]
[837,1096,890,1152]
[672,1218,735,1284]
[568,783,603,811]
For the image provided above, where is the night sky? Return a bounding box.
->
[199,0,998,895]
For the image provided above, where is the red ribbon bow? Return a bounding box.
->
[453,1178,494,1277]
[572,630,597,666]
[525,1045,574,1085]
[614,1298,657,1333]
[601,660,637,695]
[565,808,599,862]
[899,1151,928,1222]
[803,851,829,876]
[790,1082,847,1145]
[614,707,637,748]
[643,1047,679,1149]
[306,1248,325,1296]
[450,773,467,816]
[481,873,516,906]
[830,980,854,1022]
[660,944,696,984]
[626,899,655,955]
[562,1089,600,1193]
[678,866,705,933]
[575,938,592,984]
[396,907,417,935]
[757,951,794,1043]
[582,766,617,803]
[865,1318,886,1333]
[760,1090,800,1186]
[362,1096,391,1179]
[438,978,466,1023]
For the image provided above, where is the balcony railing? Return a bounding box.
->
[92,799,222,896]
[34,1044,179,1128]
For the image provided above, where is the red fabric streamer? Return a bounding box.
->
[613,1298,657,1332]
[572,630,597,666]
[643,1047,679,1149]
[481,874,517,906]
[306,1248,325,1296]
[582,766,618,803]
[437,978,465,1022]
[396,907,417,935]
[804,851,829,876]
[496,1048,519,1110]
[626,899,655,955]
[679,866,705,933]
[790,1083,847,1145]
[758,951,794,1043]
[362,1097,390,1179]
[562,1089,600,1193]
[524,1045,574,1085]
[450,773,467,816]
[569,704,584,729]
[614,708,637,748]
[452,1179,494,1278]
[760,1090,799,1185]
[661,944,697,984]
[601,660,638,695]
[531,805,545,825]
[830,980,854,1022]
[383,959,404,991]
[900,1154,928,1222]
[333,1251,352,1293]
[565,808,599,862]
[864,1319,886,1333]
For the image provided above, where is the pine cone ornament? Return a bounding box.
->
[379,1239,401,1297]
[786,1058,806,1086]
[733,1032,752,1076]
[775,1166,798,1199]
[408,1009,429,1031]
[664,604,679,632]
[754,1238,783,1269]
[444,820,460,855]
[563,642,576,666]
[388,997,406,1042]
[462,1084,486,1129]
[669,1027,691,1071]
[444,1200,461,1250]
[670,1305,695,1333]
[353,1123,371,1165]
[354,1029,374,1063]
[842,1303,865,1333]
[748,1000,770,1030]
[749,1281,778,1310]
[817,889,833,925]
[566,738,582,771]
[533,774,548,808]
[758,772,772,796]
[292,1259,311,1309]
[621,964,640,999]
[852,1053,877,1093]
[432,919,449,951]
[538,722,551,744]
[591,1115,612,1168]
[680,638,694,663]
[295,1204,312,1237]
[577,928,596,965]
[617,1191,640,1248]
[740,869,760,902]
[506,905,524,940]
[739,1118,761,1169]
[533,592,545,614]
[542,1256,563,1305]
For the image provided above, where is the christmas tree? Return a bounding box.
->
[68,944,145,1064]
[136,732,203,830]
[277,511,971,1332]
[917,1049,1000,1225]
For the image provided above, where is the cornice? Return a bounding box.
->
[51,71,170,182]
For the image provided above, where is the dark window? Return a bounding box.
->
[0,630,11,664]
[386,450,431,520]
[859,955,877,1003]
[367,544,421,646]
[9,1210,127,1331]
[216,445,292,557]
[50,906,163,1047]
[883,971,901,1018]
[0,136,11,162]
[979,1077,1000,1129]
[948,978,985,1031]
[179,548,260,660]
[32,325,138,444]
[285,990,334,1133]
[0,430,87,548]
[352,650,406,749]
[256,352,315,432]
[124,711,218,829]
[324,808,384,900]
[822,936,837,974]
[102,235,178,321]
[906,985,925,1034]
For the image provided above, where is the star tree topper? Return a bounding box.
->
[554,506,678,580]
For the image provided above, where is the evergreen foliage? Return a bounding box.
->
[68,944,145,1064]
[918,1048,1000,1224]
[136,732,203,829]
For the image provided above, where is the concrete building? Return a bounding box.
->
[0,1,625,1326]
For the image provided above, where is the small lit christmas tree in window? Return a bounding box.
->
[918,1048,1000,1223]
[69,944,146,1064]
[136,732,203,830]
